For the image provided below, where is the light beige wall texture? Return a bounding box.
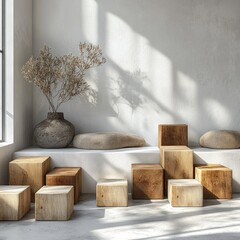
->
[32,0,240,146]
[0,0,33,184]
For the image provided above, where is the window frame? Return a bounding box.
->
[0,0,4,142]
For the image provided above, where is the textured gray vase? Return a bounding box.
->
[34,112,75,148]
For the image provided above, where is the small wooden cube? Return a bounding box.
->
[132,164,163,199]
[96,179,128,207]
[195,164,232,199]
[46,167,81,204]
[35,186,74,221]
[0,186,31,220]
[158,124,188,147]
[9,156,51,202]
[168,179,203,207]
[160,146,193,195]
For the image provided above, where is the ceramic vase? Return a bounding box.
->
[34,112,75,148]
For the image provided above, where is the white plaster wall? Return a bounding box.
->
[0,0,33,184]
[32,0,240,146]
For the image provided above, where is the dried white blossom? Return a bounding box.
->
[22,43,106,112]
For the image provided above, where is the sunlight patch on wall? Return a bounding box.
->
[204,99,231,128]
[176,71,198,119]
[81,0,98,43]
[150,50,173,112]
[105,12,137,70]
[177,71,197,101]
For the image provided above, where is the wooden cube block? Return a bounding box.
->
[195,164,232,199]
[160,146,193,195]
[168,179,203,207]
[0,186,31,220]
[193,164,207,178]
[96,179,128,207]
[9,156,51,202]
[46,167,81,204]
[158,124,188,147]
[132,164,163,199]
[35,186,74,221]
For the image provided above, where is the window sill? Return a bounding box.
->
[0,141,13,148]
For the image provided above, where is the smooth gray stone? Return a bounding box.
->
[73,132,146,150]
[200,130,240,149]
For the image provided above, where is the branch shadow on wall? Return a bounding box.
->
[92,0,240,145]
[109,69,148,115]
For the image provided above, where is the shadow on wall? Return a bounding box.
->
[73,69,148,114]
[91,0,240,143]
[109,69,149,115]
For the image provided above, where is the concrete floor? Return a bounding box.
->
[1,194,240,240]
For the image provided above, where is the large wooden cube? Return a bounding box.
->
[96,179,128,207]
[158,124,188,147]
[35,186,74,221]
[9,156,51,202]
[160,146,193,195]
[168,179,203,207]
[46,167,81,204]
[0,186,31,220]
[195,164,232,199]
[132,164,163,199]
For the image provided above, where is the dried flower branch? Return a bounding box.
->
[22,43,106,112]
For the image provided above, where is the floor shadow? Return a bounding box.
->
[203,199,221,207]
